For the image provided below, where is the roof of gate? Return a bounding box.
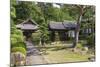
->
[16,19,38,30]
[48,21,77,31]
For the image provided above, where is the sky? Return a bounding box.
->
[53,3,60,8]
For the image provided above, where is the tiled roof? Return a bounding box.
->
[16,19,38,30]
[49,21,77,31]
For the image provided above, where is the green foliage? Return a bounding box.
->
[11,37,17,45]
[76,43,83,49]
[11,42,26,50]
[60,5,74,21]
[11,6,16,18]
[11,0,27,56]
[11,30,23,44]
[15,30,23,35]
[11,26,26,55]
[87,33,95,48]
[11,1,95,48]
[11,0,16,19]
[32,32,41,45]
[16,2,42,21]
[11,47,26,55]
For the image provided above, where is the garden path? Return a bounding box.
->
[25,41,47,65]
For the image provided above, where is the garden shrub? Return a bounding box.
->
[32,32,41,45]
[11,37,18,45]
[87,33,95,48]
[11,42,26,50]
[11,29,25,48]
[76,43,83,49]
[11,47,26,55]
[15,30,23,35]
[11,34,23,43]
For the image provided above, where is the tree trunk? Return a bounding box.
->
[73,6,84,48]
[73,30,79,48]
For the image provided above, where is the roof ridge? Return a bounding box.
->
[62,22,67,29]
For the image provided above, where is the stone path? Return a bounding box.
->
[25,41,47,65]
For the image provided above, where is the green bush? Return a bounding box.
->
[15,30,23,35]
[11,42,26,50]
[11,47,26,55]
[32,32,41,45]
[11,37,18,45]
[87,33,95,48]
[11,34,23,43]
[76,43,83,49]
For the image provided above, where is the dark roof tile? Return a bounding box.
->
[49,21,77,31]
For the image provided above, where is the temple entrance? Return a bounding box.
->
[16,19,38,41]
[16,19,47,65]
[48,21,77,44]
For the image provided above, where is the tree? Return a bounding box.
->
[73,5,95,48]
[73,5,85,48]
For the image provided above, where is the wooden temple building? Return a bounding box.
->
[48,21,77,41]
[16,19,93,42]
[48,20,94,41]
[16,19,38,39]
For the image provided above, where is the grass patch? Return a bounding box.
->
[37,41,94,63]
[41,48,91,63]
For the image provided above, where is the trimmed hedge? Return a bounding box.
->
[11,37,17,45]
[11,34,23,43]
[11,47,26,55]
[11,42,26,50]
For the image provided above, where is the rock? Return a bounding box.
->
[88,56,95,62]
[11,52,26,66]
[83,46,88,51]
[11,53,15,66]
[81,46,89,55]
